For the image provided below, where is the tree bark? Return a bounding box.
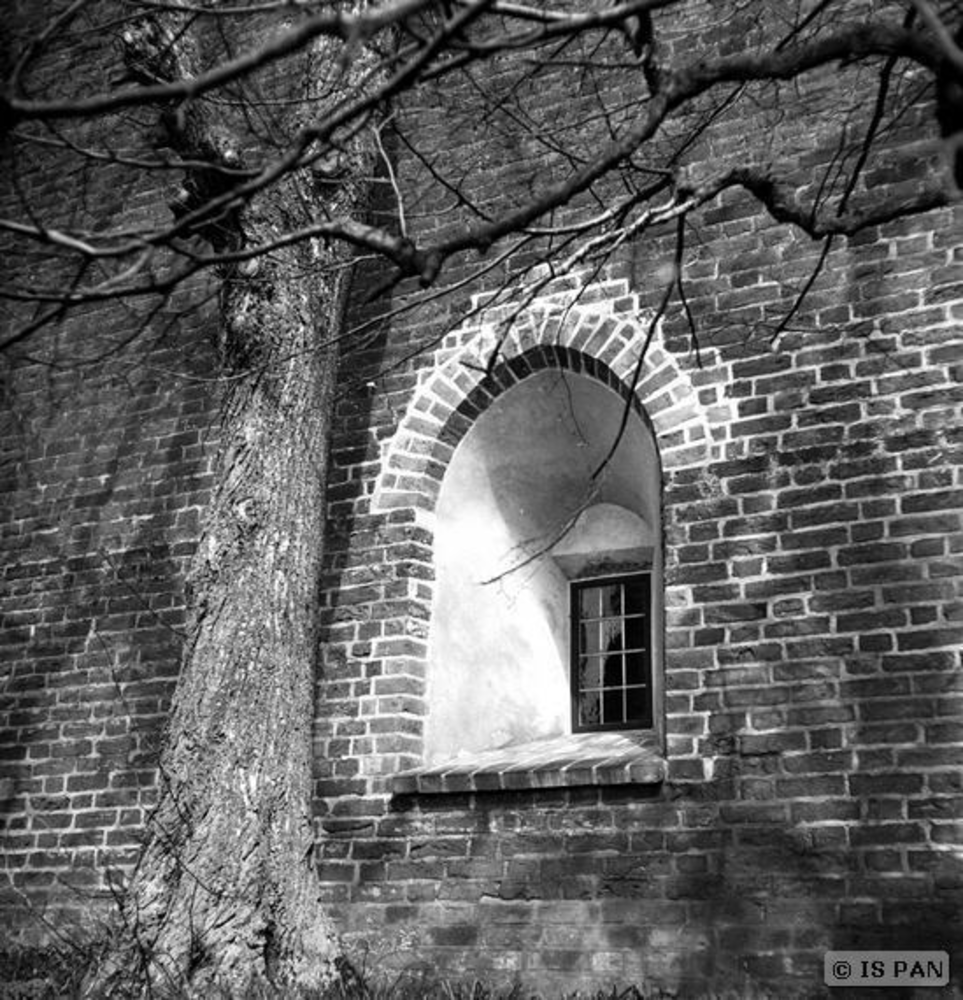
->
[115,237,345,998]
[86,9,374,997]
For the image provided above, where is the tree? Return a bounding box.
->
[1,0,961,994]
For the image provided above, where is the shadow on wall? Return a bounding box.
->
[687,637,963,992]
[374,760,962,996]
[352,563,963,995]
[833,661,963,968]
[314,214,398,804]
[0,356,217,939]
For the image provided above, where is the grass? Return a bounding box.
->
[0,943,667,1000]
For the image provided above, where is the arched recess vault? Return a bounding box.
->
[366,277,731,777]
[372,278,725,518]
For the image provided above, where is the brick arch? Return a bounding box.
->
[371,280,729,518]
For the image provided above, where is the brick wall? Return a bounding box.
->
[315,259,963,994]
[313,4,963,994]
[0,334,219,939]
[0,3,223,942]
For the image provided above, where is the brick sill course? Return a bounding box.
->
[391,731,664,795]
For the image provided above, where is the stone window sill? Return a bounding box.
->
[391,731,664,795]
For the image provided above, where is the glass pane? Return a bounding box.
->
[600,618,623,653]
[603,651,623,687]
[625,615,647,651]
[626,686,652,726]
[602,687,624,725]
[579,655,602,688]
[624,577,649,613]
[581,620,602,656]
[578,688,601,727]
[601,584,622,618]
[625,650,648,685]
[579,586,601,619]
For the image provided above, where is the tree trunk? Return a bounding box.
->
[91,197,353,999]
[86,12,375,996]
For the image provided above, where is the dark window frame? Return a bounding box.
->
[569,571,654,733]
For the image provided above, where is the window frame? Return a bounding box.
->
[569,570,655,734]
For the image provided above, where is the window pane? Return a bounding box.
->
[602,584,622,618]
[579,586,601,619]
[626,686,652,726]
[624,615,647,651]
[600,618,623,653]
[579,655,602,688]
[581,620,602,656]
[624,577,649,613]
[625,650,648,685]
[578,688,601,727]
[602,687,623,725]
[603,651,623,687]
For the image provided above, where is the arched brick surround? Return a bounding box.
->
[372,278,731,521]
[342,278,734,786]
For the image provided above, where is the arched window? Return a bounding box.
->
[421,367,663,773]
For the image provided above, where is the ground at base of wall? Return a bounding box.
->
[0,946,796,1000]
[0,947,87,999]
